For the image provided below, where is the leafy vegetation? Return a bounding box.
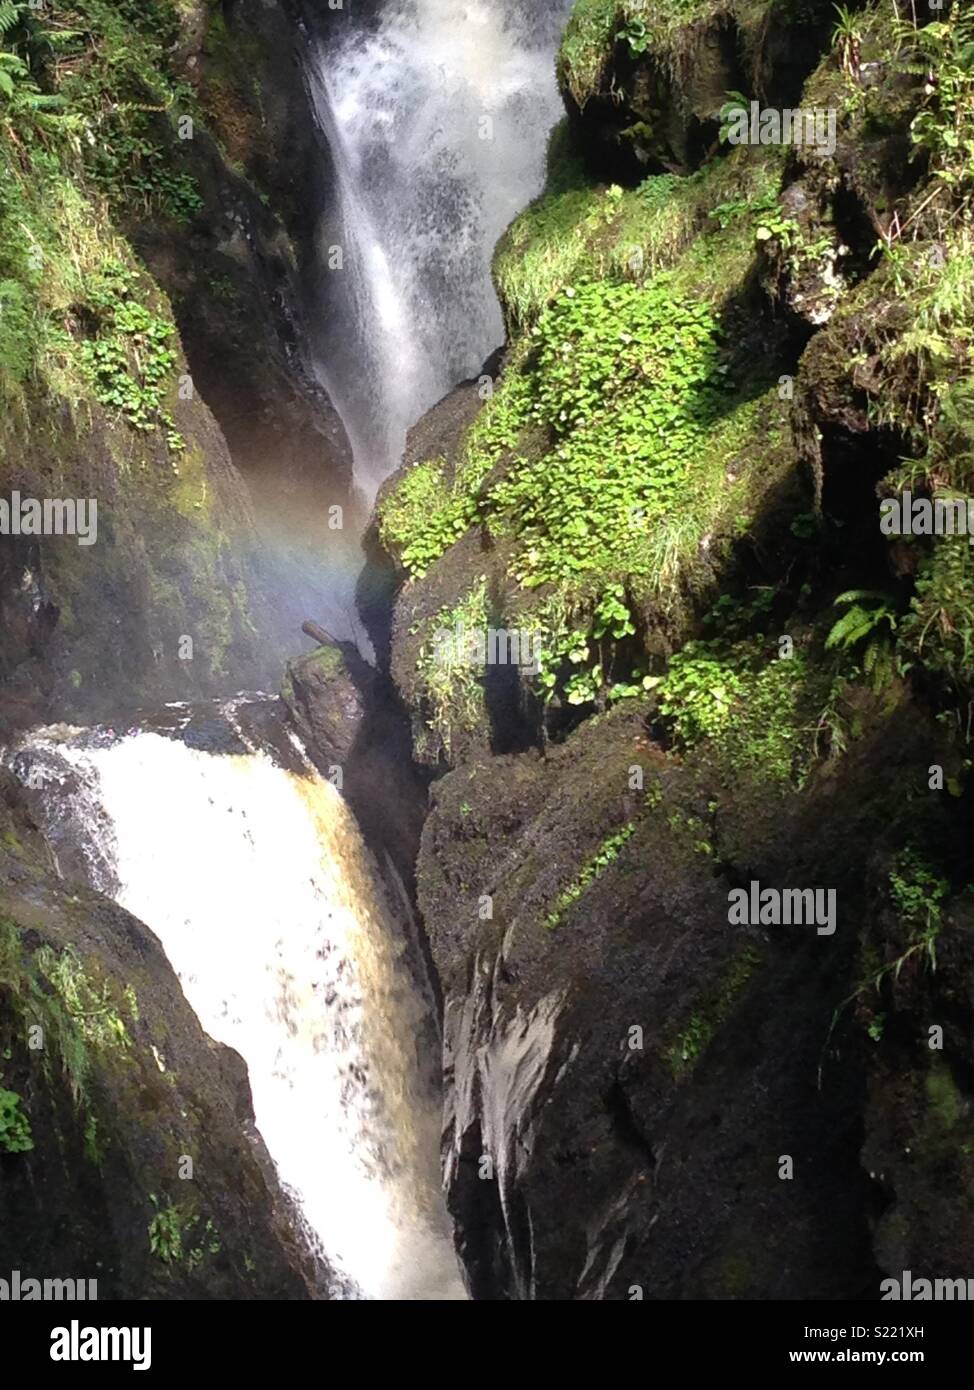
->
[0,0,202,427]
[900,7,974,207]
[900,538,974,690]
[378,369,534,577]
[148,1195,182,1263]
[78,263,184,447]
[557,0,717,107]
[888,847,950,943]
[487,277,730,590]
[148,1194,221,1269]
[495,148,784,329]
[0,1086,33,1153]
[0,920,136,1120]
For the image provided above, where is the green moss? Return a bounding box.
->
[658,629,828,788]
[495,148,784,330]
[925,1060,967,1134]
[720,648,825,787]
[545,822,637,930]
[308,644,346,679]
[663,944,763,1079]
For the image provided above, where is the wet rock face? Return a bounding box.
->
[132,0,353,502]
[0,813,315,1299]
[0,387,288,733]
[414,696,974,1301]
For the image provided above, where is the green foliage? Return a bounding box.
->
[488,276,729,591]
[0,3,198,434]
[657,630,823,786]
[496,150,783,330]
[866,1013,885,1043]
[0,0,204,221]
[889,847,949,933]
[657,641,744,746]
[718,90,749,145]
[0,921,138,1138]
[617,17,650,57]
[0,2,21,36]
[148,1195,182,1263]
[545,823,636,930]
[900,537,974,689]
[78,262,183,446]
[378,370,533,577]
[0,277,33,386]
[0,3,74,135]
[148,1194,220,1269]
[722,651,820,788]
[557,0,711,106]
[831,4,863,78]
[535,584,652,708]
[826,590,899,680]
[825,855,955,1083]
[557,0,621,105]
[35,944,135,1052]
[865,849,950,988]
[377,457,457,577]
[900,9,974,203]
[379,154,792,648]
[87,126,204,224]
[0,1086,33,1153]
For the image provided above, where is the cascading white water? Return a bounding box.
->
[7,708,466,1301]
[308,0,574,497]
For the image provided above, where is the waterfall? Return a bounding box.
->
[6,703,466,1301]
[306,0,573,498]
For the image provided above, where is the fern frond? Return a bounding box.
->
[0,2,22,39]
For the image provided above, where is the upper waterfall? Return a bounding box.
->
[306,0,573,499]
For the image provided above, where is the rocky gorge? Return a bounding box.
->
[2,0,974,1303]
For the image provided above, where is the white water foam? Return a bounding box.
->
[10,723,465,1300]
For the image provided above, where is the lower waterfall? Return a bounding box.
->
[6,701,465,1301]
